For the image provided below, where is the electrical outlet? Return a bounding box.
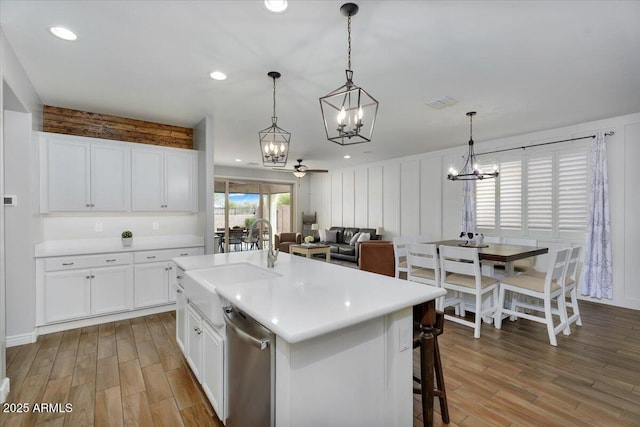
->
[152,221,160,231]
[95,222,103,232]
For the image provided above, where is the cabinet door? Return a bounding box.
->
[134,262,169,308]
[91,265,133,315]
[165,150,197,211]
[91,143,130,211]
[48,138,91,211]
[176,283,187,352]
[167,262,177,303]
[132,148,164,211]
[201,321,225,421]
[186,304,202,380]
[44,269,91,322]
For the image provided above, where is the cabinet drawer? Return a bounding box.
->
[134,247,202,264]
[45,252,132,271]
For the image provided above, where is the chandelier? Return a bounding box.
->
[319,3,379,146]
[259,71,290,167]
[447,112,499,181]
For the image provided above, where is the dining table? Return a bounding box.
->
[429,240,548,276]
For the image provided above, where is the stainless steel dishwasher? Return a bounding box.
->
[223,305,275,427]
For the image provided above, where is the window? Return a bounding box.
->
[476,144,588,239]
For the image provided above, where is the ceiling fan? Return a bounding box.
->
[273,159,329,177]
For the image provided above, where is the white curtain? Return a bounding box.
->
[580,131,613,299]
[461,179,476,234]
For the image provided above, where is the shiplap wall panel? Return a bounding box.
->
[441,153,464,239]
[354,168,368,227]
[368,165,383,229]
[321,174,332,230]
[43,105,193,149]
[342,170,355,227]
[400,159,420,236]
[420,157,442,240]
[383,163,401,238]
[331,173,343,226]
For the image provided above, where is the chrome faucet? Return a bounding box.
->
[248,219,278,268]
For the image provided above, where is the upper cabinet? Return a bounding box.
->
[39,132,198,213]
[132,146,198,212]
[42,133,130,212]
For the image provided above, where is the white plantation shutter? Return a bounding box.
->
[526,156,553,231]
[558,151,588,232]
[476,164,496,230]
[499,160,522,230]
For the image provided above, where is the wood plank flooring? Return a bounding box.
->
[2,301,639,426]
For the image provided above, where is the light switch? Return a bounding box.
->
[152,221,160,231]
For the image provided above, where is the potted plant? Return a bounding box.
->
[304,235,315,244]
[121,230,133,247]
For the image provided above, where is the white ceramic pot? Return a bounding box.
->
[122,237,133,247]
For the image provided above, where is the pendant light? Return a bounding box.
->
[259,71,290,167]
[447,112,499,181]
[319,3,379,146]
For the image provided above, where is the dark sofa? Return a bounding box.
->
[319,226,380,263]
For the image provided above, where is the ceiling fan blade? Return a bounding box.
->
[305,169,329,173]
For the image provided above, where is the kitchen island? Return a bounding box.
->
[174,250,445,426]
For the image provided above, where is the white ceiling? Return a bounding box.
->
[1,0,639,172]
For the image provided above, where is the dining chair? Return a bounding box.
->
[406,243,440,303]
[480,236,501,276]
[521,246,582,331]
[439,245,500,339]
[392,237,408,279]
[228,228,244,252]
[495,248,570,346]
[500,237,538,274]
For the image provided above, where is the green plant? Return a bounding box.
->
[121,230,133,238]
[245,217,256,228]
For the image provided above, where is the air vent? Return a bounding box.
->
[426,96,457,109]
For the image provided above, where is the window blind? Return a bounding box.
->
[558,152,588,232]
[526,156,553,231]
[476,165,496,229]
[499,160,522,230]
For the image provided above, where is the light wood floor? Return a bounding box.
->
[2,301,639,426]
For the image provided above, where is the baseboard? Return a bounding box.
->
[0,377,10,403]
[36,304,176,336]
[6,330,38,348]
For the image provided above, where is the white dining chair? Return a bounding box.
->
[406,243,456,313]
[495,248,570,346]
[439,245,499,339]
[392,237,408,279]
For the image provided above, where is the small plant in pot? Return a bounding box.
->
[121,230,133,247]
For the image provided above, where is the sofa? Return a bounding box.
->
[275,232,301,253]
[318,226,380,263]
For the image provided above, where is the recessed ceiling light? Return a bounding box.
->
[49,26,78,41]
[210,71,227,81]
[235,158,242,162]
[264,0,288,13]
[344,155,351,159]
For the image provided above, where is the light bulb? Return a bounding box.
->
[337,107,346,124]
[358,107,363,120]
[269,142,275,152]
[280,143,285,153]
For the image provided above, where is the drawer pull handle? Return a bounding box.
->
[86,204,91,207]
[147,256,156,259]
[180,253,189,256]
[165,267,169,271]
[194,327,202,335]
[177,288,183,293]
[86,275,91,279]
[168,266,173,270]
[106,259,116,262]
[177,275,183,279]
[62,262,74,266]
[91,275,95,279]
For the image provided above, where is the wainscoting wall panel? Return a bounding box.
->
[382,162,401,237]
[400,159,420,236]
[331,173,343,227]
[354,168,369,227]
[420,156,442,241]
[342,170,355,227]
[368,165,384,229]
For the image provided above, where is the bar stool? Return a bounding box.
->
[414,303,449,426]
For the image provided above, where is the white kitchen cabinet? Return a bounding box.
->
[183,302,225,421]
[44,269,92,323]
[175,282,187,352]
[132,146,197,212]
[134,262,172,308]
[43,133,130,212]
[91,265,134,315]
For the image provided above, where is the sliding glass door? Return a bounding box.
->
[214,179,293,252]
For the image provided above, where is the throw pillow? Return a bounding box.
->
[319,229,327,242]
[325,230,338,243]
[357,232,370,243]
[349,232,362,245]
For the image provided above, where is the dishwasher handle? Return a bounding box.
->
[223,307,271,351]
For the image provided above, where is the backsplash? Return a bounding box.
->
[42,214,199,240]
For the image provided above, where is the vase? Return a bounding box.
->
[122,237,133,247]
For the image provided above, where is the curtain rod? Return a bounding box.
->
[476,131,615,156]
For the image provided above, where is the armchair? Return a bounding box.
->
[274,232,301,253]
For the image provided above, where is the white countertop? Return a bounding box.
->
[179,251,445,344]
[35,234,204,257]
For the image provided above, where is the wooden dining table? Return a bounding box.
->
[428,240,549,276]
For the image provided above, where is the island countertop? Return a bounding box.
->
[177,250,445,343]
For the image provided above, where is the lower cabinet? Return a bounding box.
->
[183,302,225,421]
[44,265,134,323]
[134,262,174,308]
[175,282,187,352]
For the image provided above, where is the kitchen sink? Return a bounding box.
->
[183,263,281,326]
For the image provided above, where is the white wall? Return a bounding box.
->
[307,112,640,311]
[195,116,215,254]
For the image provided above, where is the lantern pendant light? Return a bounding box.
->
[259,71,290,167]
[319,3,379,146]
[447,112,499,181]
